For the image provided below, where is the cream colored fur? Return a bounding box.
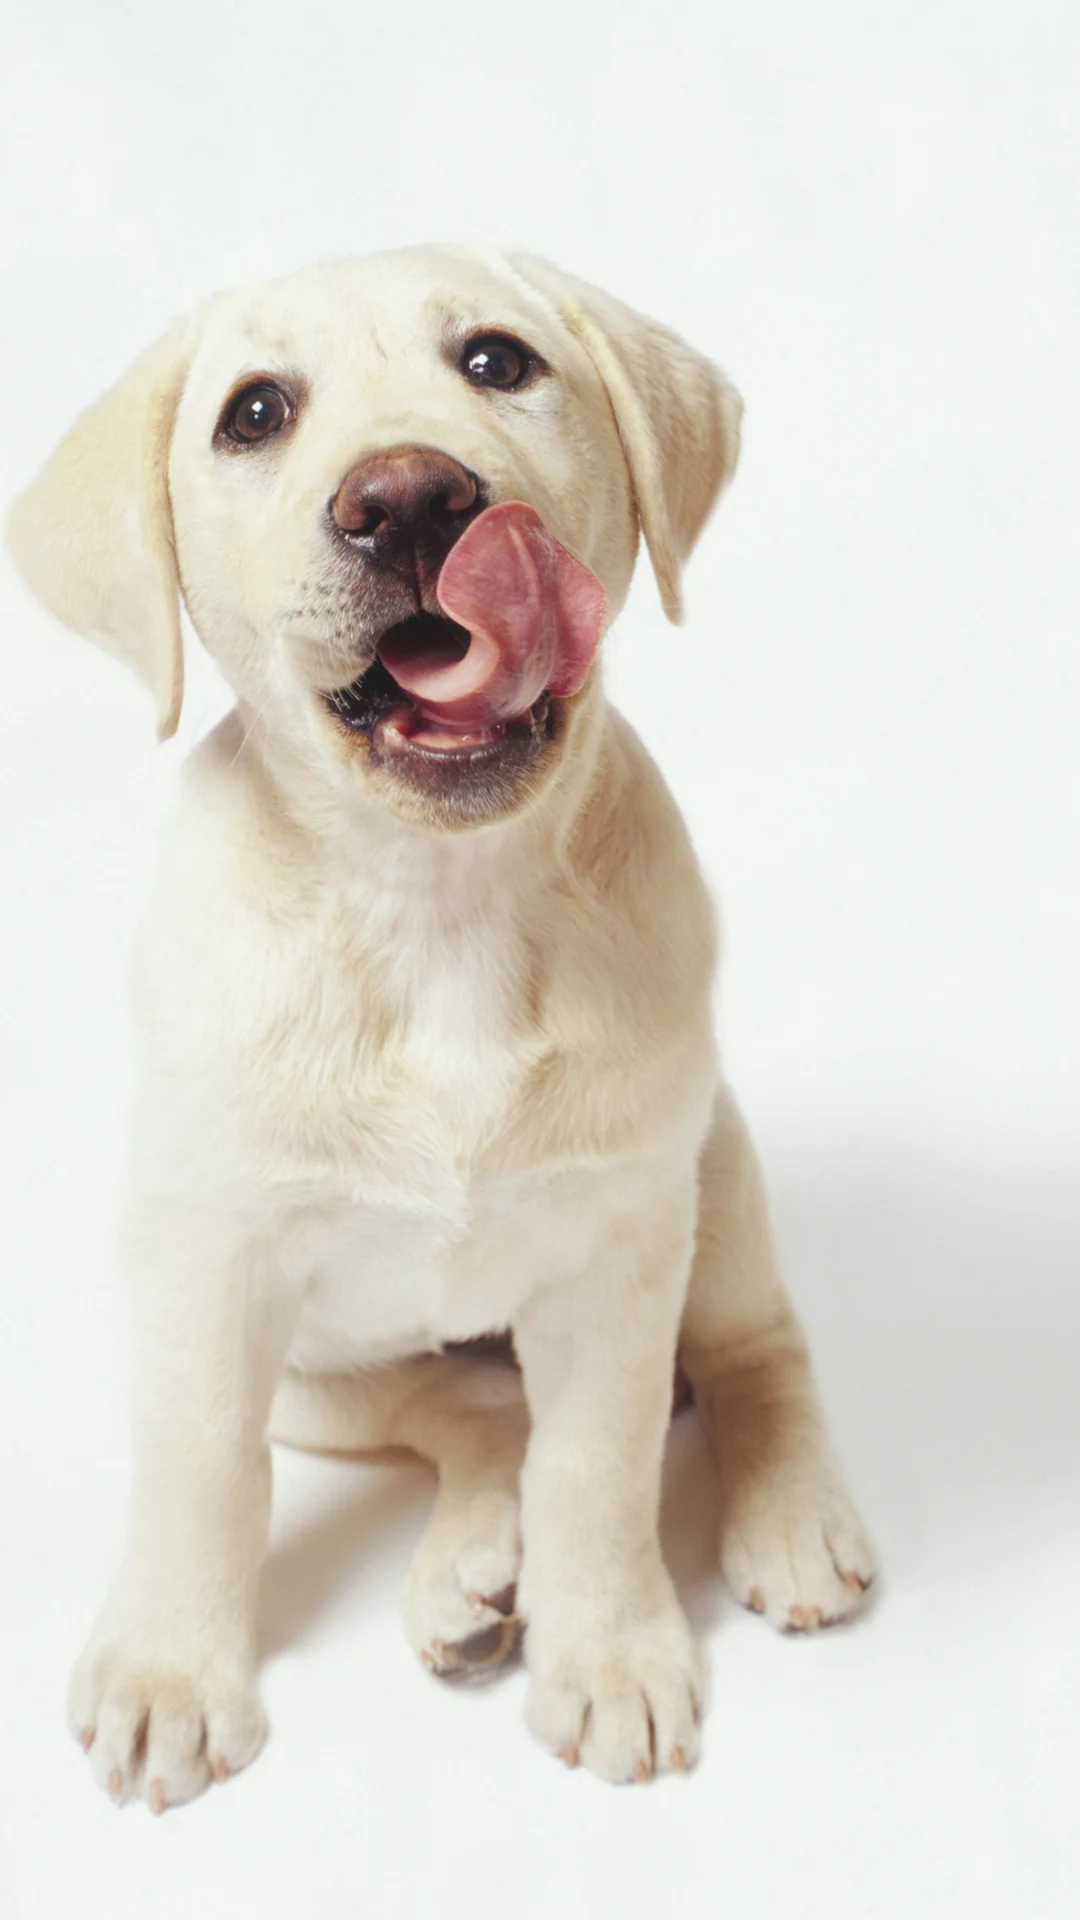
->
[7,245,873,1811]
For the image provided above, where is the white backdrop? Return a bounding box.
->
[1,3,1077,1916]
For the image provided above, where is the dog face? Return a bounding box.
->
[171,250,630,827]
[8,247,742,829]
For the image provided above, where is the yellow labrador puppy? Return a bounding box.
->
[7,246,873,1812]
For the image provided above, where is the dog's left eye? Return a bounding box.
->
[220,383,294,445]
[461,335,537,392]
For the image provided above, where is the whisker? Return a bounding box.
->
[229,693,273,768]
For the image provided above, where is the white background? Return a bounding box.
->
[1,2,1078,1915]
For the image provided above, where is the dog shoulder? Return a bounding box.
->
[485,703,720,1172]
[562,703,719,1010]
[132,712,316,1039]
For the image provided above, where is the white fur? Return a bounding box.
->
[7,245,873,1811]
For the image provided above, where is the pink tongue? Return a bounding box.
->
[376,503,606,733]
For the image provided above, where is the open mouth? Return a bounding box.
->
[323,612,555,760]
[320,502,607,813]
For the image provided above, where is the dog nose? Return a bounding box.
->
[331,446,479,540]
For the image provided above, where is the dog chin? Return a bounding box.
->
[319,657,567,830]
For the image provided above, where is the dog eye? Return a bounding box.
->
[461,336,535,392]
[221,383,294,445]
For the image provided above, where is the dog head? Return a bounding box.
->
[7,247,741,830]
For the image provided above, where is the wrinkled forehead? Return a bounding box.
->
[182,247,568,415]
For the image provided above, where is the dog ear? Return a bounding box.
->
[6,322,197,740]
[508,255,742,622]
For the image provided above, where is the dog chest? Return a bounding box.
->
[187,844,549,1195]
[285,1148,629,1371]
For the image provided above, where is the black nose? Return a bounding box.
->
[331,446,481,573]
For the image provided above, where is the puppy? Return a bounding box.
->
[7,246,873,1811]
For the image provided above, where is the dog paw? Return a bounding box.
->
[720,1465,875,1631]
[525,1595,702,1782]
[404,1489,523,1678]
[69,1632,266,1811]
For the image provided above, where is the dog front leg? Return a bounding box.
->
[69,1201,303,1812]
[513,1175,701,1783]
[680,1084,875,1628]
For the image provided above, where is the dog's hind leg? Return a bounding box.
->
[679,1086,875,1630]
[270,1349,529,1675]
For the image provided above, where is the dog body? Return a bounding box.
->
[8,247,873,1810]
[137,698,713,1367]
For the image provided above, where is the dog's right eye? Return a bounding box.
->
[219,383,294,446]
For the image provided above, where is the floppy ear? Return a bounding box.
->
[5,323,196,740]
[509,255,742,622]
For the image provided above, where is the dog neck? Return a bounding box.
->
[230,672,611,913]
